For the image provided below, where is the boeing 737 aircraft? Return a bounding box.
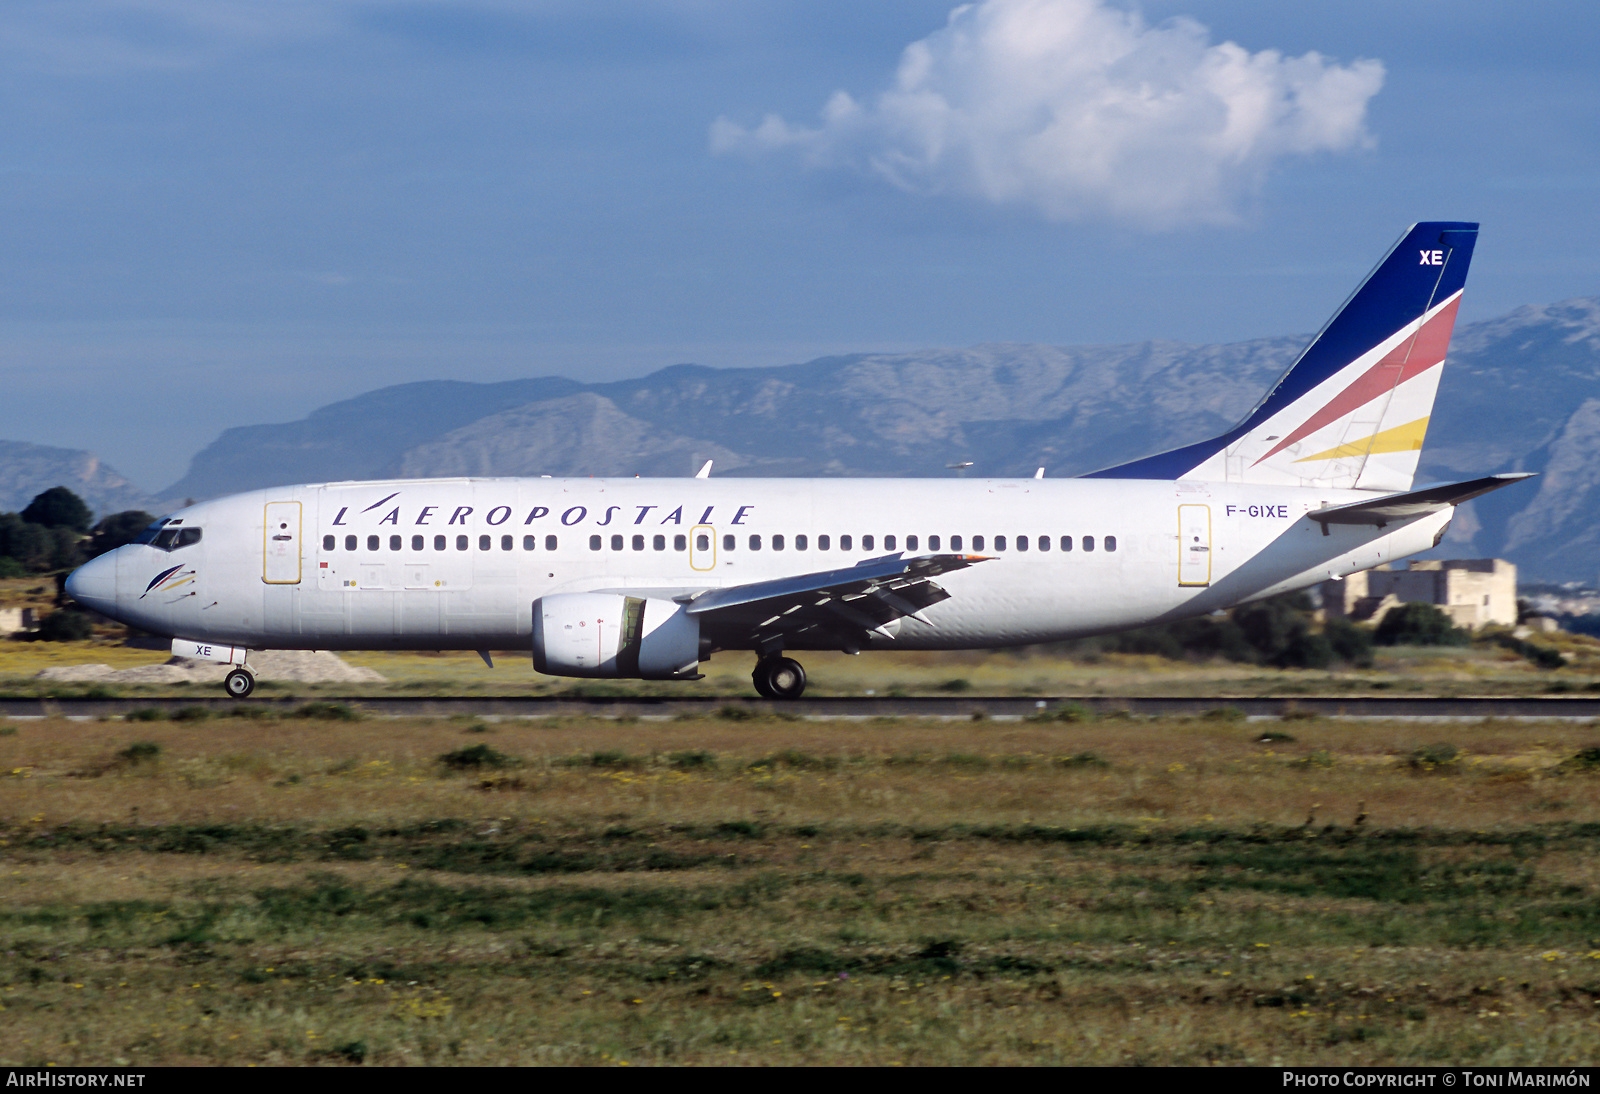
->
[66,222,1530,699]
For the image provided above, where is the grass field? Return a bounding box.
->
[5,701,1600,1066]
[5,625,1600,701]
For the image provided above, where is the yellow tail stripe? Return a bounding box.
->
[1293,416,1430,463]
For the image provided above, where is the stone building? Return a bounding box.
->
[0,607,36,635]
[1319,559,1517,630]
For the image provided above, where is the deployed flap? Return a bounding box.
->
[686,553,990,652]
[1308,473,1534,527]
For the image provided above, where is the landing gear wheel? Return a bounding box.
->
[752,656,806,700]
[224,668,256,699]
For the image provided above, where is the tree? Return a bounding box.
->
[90,510,156,557]
[0,513,54,571]
[21,487,91,532]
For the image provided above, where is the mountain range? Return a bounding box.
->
[17,297,1600,582]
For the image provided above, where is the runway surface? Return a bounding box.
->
[10,693,1600,719]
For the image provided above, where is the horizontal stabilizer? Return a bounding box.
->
[1308,473,1535,527]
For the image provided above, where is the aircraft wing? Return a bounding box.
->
[1308,473,1535,527]
[684,553,991,653]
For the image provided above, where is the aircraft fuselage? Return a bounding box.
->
[70,475,1449,655]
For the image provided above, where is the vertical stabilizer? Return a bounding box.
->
[1088,222,1477,491]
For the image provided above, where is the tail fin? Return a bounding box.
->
[1088,222,1478,491]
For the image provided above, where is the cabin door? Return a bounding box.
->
[690,525,716,572]
[263,502,302,585]
[1177,504,1211,587]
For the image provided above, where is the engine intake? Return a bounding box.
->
[532,593,702,679]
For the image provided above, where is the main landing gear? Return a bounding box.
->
[224,668,256,699]
[752,655,806,700]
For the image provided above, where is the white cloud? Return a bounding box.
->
[712,0,1385,227]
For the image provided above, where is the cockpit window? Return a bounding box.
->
[134,519,201,552]
[131,518,172,545]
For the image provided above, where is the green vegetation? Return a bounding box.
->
[1058,592,1373,669]
[1375,603,1471,647]
[5,713,1600,1065]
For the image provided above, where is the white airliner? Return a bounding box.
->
[66,222,1529,699]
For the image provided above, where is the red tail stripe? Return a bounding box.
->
[1252,295,1461,466]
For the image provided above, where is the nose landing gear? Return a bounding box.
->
[752,655,806,700]
[224,668,256,699]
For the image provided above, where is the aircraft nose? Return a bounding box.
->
[65,552,119,616]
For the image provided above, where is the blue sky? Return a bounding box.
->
[2,0,1597,492]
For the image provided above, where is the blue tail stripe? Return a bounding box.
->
[1085,222,1478,481]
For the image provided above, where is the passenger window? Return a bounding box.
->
[632,535,645,551]
[323,534,335,551]
[928,534,940,551]
[367,535,380,551]
[995,535,1007,551]
[524,535,537,550]
[1105,535,1117,552]
[722,534,734,551]
[749,534,761,551]
[456,535,468,551]
[391,535,403,551]
[610,535,623,551]
[675,535,687,551]
[546,535,558,551]
[589,535,602,551]
[884,534,896,550]
[1083,536,1095,552]
[950,534,961,551]
[501,535,513,551]
[972,535,984,551]
[434,535,446,551]
[862,535,874,551]
[1038,535,1049,552]
[772,534,785,551]
[697,534,710,551]
[1016,535,1028,552]
[653,535,666,551]
[795,534,807,550]
[1061,536,1072,552]
[819,534,830,551]
[413,535,425,551]
[840,534,853,551]
[478,535,490,551]
[906,534,917,551]
[345,535,357,551]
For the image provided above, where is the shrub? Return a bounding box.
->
[439,744,514,770]
[294,702,363,722]
[116,740,161,765]
[36,610,92,642]
[1407,742,1460,772]
[1375,603,1470,647]
[1325,618,1376,667]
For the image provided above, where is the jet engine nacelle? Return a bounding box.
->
[532,593,702,679]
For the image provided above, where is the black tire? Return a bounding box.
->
[224,668,255,699]
[753,656,806,700]
[751,665,775,698]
